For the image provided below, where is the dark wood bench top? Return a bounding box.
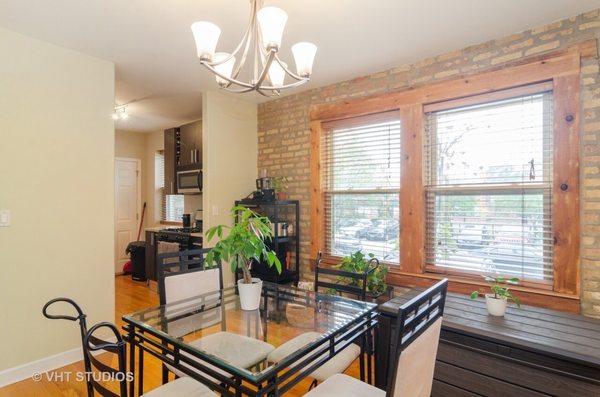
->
[379,288,600,370]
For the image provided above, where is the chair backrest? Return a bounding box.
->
[387,279,448,397]
[83,322,128,397]
[42,298,94,397]
[157,248,222,305]
[314,251,379,301]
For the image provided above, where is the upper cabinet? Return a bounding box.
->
[177,120,202,168]
[164,128,177,195]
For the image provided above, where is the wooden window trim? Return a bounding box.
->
[310,40,596,312]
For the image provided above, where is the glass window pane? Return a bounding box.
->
[328,193,399,262]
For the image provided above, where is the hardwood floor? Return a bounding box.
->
[0,276,361,396]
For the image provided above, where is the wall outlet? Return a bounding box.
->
[0,210,10,227]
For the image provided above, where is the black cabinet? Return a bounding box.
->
[234,199,300,284]
[178,121,202,168]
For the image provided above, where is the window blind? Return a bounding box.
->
[322,111,401,262]
[423,91,554,282]
[155,150,184,222]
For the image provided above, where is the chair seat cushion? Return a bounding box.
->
[166,331,274,381]
[310,343,361,382]
[142,377,216,397]
[267,331,322,363]
[304,373,385,397]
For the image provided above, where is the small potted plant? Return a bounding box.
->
[470,276,521,317]
[272,176,290,200]
[205,205,281,310]
[338,250,390,302]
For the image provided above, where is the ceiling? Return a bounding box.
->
[1,0,598,132]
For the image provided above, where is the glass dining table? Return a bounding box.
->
[122,281,378,396]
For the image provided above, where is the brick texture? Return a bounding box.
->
[257,10,600,317]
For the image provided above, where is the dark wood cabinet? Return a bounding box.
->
[178,121,202,168]
[376,289,600,396]
[164,128,177,195]
[144,231,157,282]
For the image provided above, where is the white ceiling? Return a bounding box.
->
[1,0,598,132]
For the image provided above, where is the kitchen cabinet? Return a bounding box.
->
[164,128,177,195]
[178,120,202,168]
[145,231,157,282]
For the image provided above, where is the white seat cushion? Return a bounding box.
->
[304,373,385,397]
[267,332,322,363]
[310,343,361,382]
[142,377,217,397]
[267,331,361,382]
[166,331,274,381]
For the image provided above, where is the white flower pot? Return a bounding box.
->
[485,294,507,317]
[237,278,263,311]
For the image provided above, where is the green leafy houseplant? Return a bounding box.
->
[204,205,282,284]
[470,276,521,307]
[271,176,289,193]
[338,250,388,295]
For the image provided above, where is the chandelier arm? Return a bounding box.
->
[259,78,310,91]
[273,54,306,81]
[200,62,256,89]
[230,0,257,78]
[254,50,276,88]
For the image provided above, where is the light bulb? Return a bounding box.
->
[191,21,221,61]
[268,61,287,87]
[213,52,235,86]
[257,7,288,50]
[292,42,317,77]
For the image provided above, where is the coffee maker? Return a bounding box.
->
[253,171,275,201]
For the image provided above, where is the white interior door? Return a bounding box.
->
[115,158,140,274]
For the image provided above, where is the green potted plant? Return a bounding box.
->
[271,176,289,200]
[470,276,521,317]
[205,205,281,310]
[338,250,389,301]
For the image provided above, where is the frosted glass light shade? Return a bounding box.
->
[191,21,221,60]
[292,42,317,77]
[257,7,288,49]
[268,61,287,87]
[213,52,235,86]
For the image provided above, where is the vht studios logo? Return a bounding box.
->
[32,371,134,382]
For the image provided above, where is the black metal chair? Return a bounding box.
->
[314,251,380,301]
[268,251,380,390]
[304,278,449,397]
[82,322,216,397]
[156,248,275,385]
[42,298,95,397]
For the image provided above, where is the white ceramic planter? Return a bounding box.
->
[485,294,507,316]
[238,278,263,311]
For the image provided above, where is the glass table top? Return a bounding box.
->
[123,282,377,380]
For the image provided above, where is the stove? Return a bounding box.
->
[156,226,202,247]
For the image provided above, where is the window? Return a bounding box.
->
[155,151,185,222]
[322,112,401,262]
[424,90,553,283]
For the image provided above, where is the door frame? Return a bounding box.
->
[114,157,142,274]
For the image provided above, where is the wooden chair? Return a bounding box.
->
[304,278,449,397]
[156,248,274,384]
[267,251,379,389]
[82,321,216,397]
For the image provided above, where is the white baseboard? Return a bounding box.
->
[0,347,83,388]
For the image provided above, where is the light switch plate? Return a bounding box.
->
[0,210,10,227]
[212,205,219,216]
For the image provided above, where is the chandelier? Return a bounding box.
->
[191,0,317,96]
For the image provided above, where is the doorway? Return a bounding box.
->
[115,157,141,274]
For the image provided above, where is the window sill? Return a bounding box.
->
[160,221,183,226]
[387,268,580,313]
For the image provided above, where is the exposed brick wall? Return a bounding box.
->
[258,10,600,316]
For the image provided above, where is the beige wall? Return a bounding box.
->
[145,130,164,227]
[0,26,115,373]
[202,91,258,287]
[258,10,600,316]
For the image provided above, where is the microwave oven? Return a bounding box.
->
[177,169,202,194]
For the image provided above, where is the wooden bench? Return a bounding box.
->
[375,288,600,396]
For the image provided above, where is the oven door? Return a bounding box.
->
[177,169,202,194]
